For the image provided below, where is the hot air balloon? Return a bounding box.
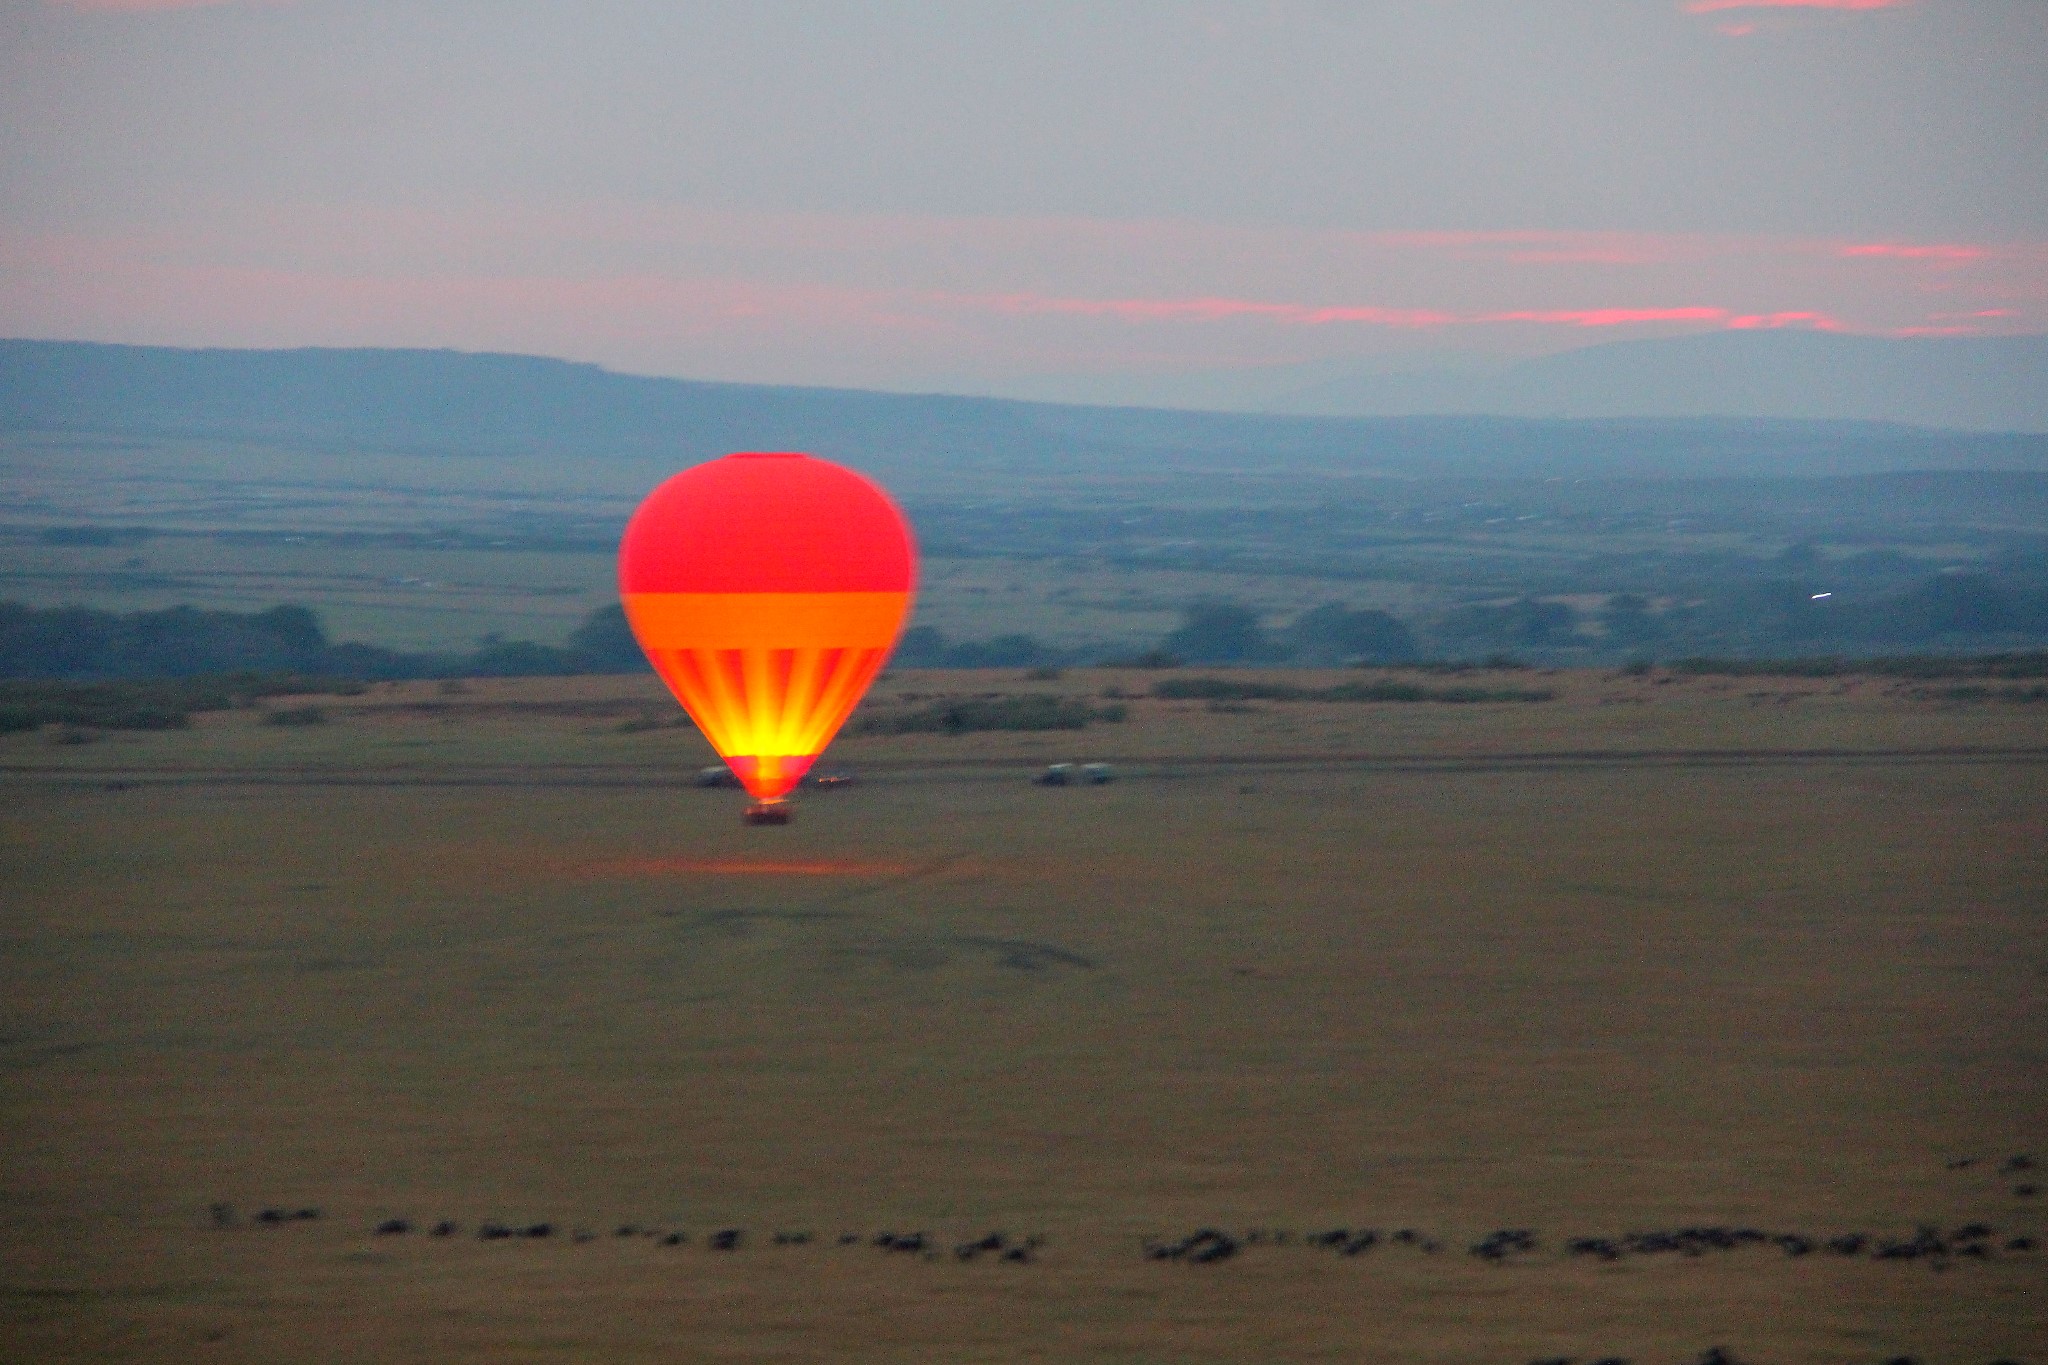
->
[619,452,916,823]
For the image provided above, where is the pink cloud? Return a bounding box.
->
[960,292,1458,328]
[1684,0,1908,12]
[1725,311,1846,329]
[946,293,1852,334]
[1478,307,1732,328]
[1837,241,1988,264]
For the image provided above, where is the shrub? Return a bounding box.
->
[856,694,1118,734]
[264,705,328,727]
[1915,683,2048,703]
[1674,652,2048,680]
[1156,676,1554,705]
[0,676,356,732]
[1154,677,1308,702]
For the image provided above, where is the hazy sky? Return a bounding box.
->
[2,0,2043,400]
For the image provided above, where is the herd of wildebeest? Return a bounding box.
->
[195,1154,2040,1364]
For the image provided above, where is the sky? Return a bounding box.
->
[1,0,2044,403]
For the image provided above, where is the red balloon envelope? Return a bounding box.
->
[619,452,916,803]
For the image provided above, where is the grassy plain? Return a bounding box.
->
[2,670,2044,1363]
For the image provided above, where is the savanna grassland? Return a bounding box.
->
[2,670,2044,1363]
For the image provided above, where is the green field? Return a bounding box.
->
[2,671,2043,1361]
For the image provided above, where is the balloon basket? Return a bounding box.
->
[742,801,792,826]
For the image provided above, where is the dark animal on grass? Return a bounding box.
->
[1146,1228,1238,1263]
[477,1222,514,1241]
[1470,1229,1538,1261]
[709,1229,743,1251]
[955,1232,1006,1261]
[209,1202,235,1228]
[1873,1227,1948,1261]
[523,1223,552,1239]
[374,1219,411,1236]
[660,1232,685,1246]
[431,1221,457,1237]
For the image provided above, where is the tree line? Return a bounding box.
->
[5,563,2046,688]
[0,601,645,682]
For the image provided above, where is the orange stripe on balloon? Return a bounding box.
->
[623,591,909,651]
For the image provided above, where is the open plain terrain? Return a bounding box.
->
[2,669,2044,1362]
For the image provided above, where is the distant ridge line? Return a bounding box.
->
[4,337,2045,479]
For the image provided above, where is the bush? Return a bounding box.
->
[1674,652,2048,680]
[1915,683,2048,703]
[263,705,328,727]
[0,676,355,732]
[1154,677,1308,702]
[1102,649,1182,669]
[856,694,1118,734]
[1156,676,1554,705]
[1425,686,1557,704]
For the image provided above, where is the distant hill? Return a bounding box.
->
[3,338,2045,482]
[1268,331,2048,433]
